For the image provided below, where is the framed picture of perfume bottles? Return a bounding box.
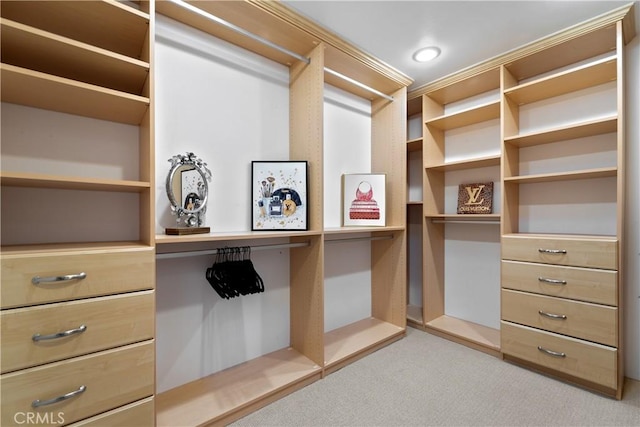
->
[251,160,308,230]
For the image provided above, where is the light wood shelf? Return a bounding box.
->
[407,137,423,152]
[156,230,321,246]
[156,347,322,427]
[504,167,617,184]
[504,24,618,82]
[425,155,501,172]
[0,0,149,59]
[425,315,501,353]
[504,115,618,147]
[0,241,153,257]
[323,226,405,236]
[1,18,149,94]
[426,214,501,222]
[407,96,422,117]
[504,55,617,105]
[324,317,405,373]
[0,64,150,125]
[425,67,501,105]
[426,100,500,130]
[0,171,150,192]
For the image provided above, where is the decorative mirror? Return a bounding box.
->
[165,152,212,235]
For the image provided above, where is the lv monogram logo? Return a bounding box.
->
[464,184,486,205]
[457,182,493,214]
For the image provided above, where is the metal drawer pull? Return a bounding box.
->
[538,310,567,320]
[32,325,87,342]
[538,277,567,285]
[32,385,87,408]
[538,248,567,254]
[537,346,566,358]
[32,272,87,285]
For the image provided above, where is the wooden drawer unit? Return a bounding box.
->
[1,291,155,373]
[502,235,617,270]
[501,289,617,346]
[501,321,617,390]
[0,341,154,426]
[67,397,154,427]
[0,247,155,309]
[501,260,617,306]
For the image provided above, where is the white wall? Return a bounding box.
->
[323,85,373,332]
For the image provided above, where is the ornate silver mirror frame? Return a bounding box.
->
[165,152,212,234]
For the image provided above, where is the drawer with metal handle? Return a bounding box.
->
[66,397,154,427]
[1,246,154,308]
[501,260,617,306]
[501,321,617,390]
[1,291,154,373]
[501,289,617,346]
[0,341,154,426]
[502,235,617,270]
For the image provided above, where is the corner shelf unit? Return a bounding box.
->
[153,1,410,425]
[408,66,503,356]
[407,3,635,397]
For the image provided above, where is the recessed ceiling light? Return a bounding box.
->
[413,46,441,62]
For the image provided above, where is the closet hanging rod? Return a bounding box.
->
[324,67,395,102]
[431,220,501,225]
[168,0,394,102]
[156,241,311,260]
[325,234,394,244]
[167,0,311,64]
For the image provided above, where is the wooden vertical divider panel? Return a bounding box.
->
[289,43,325,368]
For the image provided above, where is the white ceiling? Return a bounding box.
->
[282,0,633,91]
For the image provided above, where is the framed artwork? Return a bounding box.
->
[342,174,386,226]
[251,161,308,230]
[457,181,494,214]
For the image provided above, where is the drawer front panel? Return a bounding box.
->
[67,397,154,427]
[501,321,617,389]
[501,260,617,306]
[1,248,154,308]
[501,289,617,346]
[502,236,617,269]
[1,291,155,373]
[0,341,154,426]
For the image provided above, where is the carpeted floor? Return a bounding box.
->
[230,327,640,426]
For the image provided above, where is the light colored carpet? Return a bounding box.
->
[231,327,640,426]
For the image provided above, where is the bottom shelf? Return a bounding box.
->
[324,317,405,373]
[407,304,424,328]
[155,347,322,427]
[425,315,501,356]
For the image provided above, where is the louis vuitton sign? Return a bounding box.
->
[457,182,493,214]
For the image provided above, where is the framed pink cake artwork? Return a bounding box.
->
[342,174,386,226]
